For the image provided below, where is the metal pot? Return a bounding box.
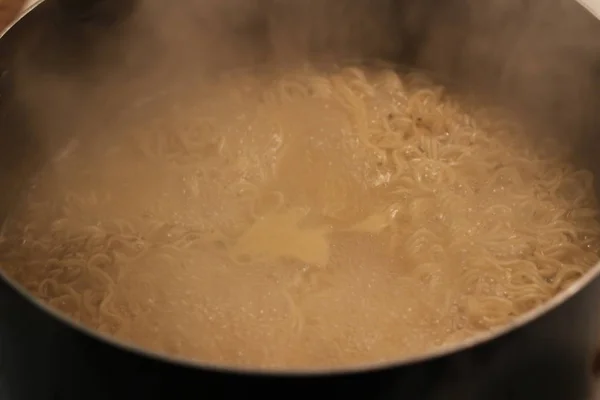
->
[2,0,600,399]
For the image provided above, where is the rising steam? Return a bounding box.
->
[3,0,600,189]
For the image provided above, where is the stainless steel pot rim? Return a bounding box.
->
[1,0,599,377]
[576,0,600,20]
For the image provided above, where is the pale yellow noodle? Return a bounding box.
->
[0,65,599,369]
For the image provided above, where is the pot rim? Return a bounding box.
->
[1,0,599,377]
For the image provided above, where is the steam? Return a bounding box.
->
[416,0,600,146]
[4,0,600,177]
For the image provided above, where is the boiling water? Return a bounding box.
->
[1,65,599,369]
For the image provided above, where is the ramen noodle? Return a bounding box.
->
[1,65,599,369]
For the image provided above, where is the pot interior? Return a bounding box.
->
[2,0,600,371]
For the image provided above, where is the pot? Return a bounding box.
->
[2,0,600,399]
